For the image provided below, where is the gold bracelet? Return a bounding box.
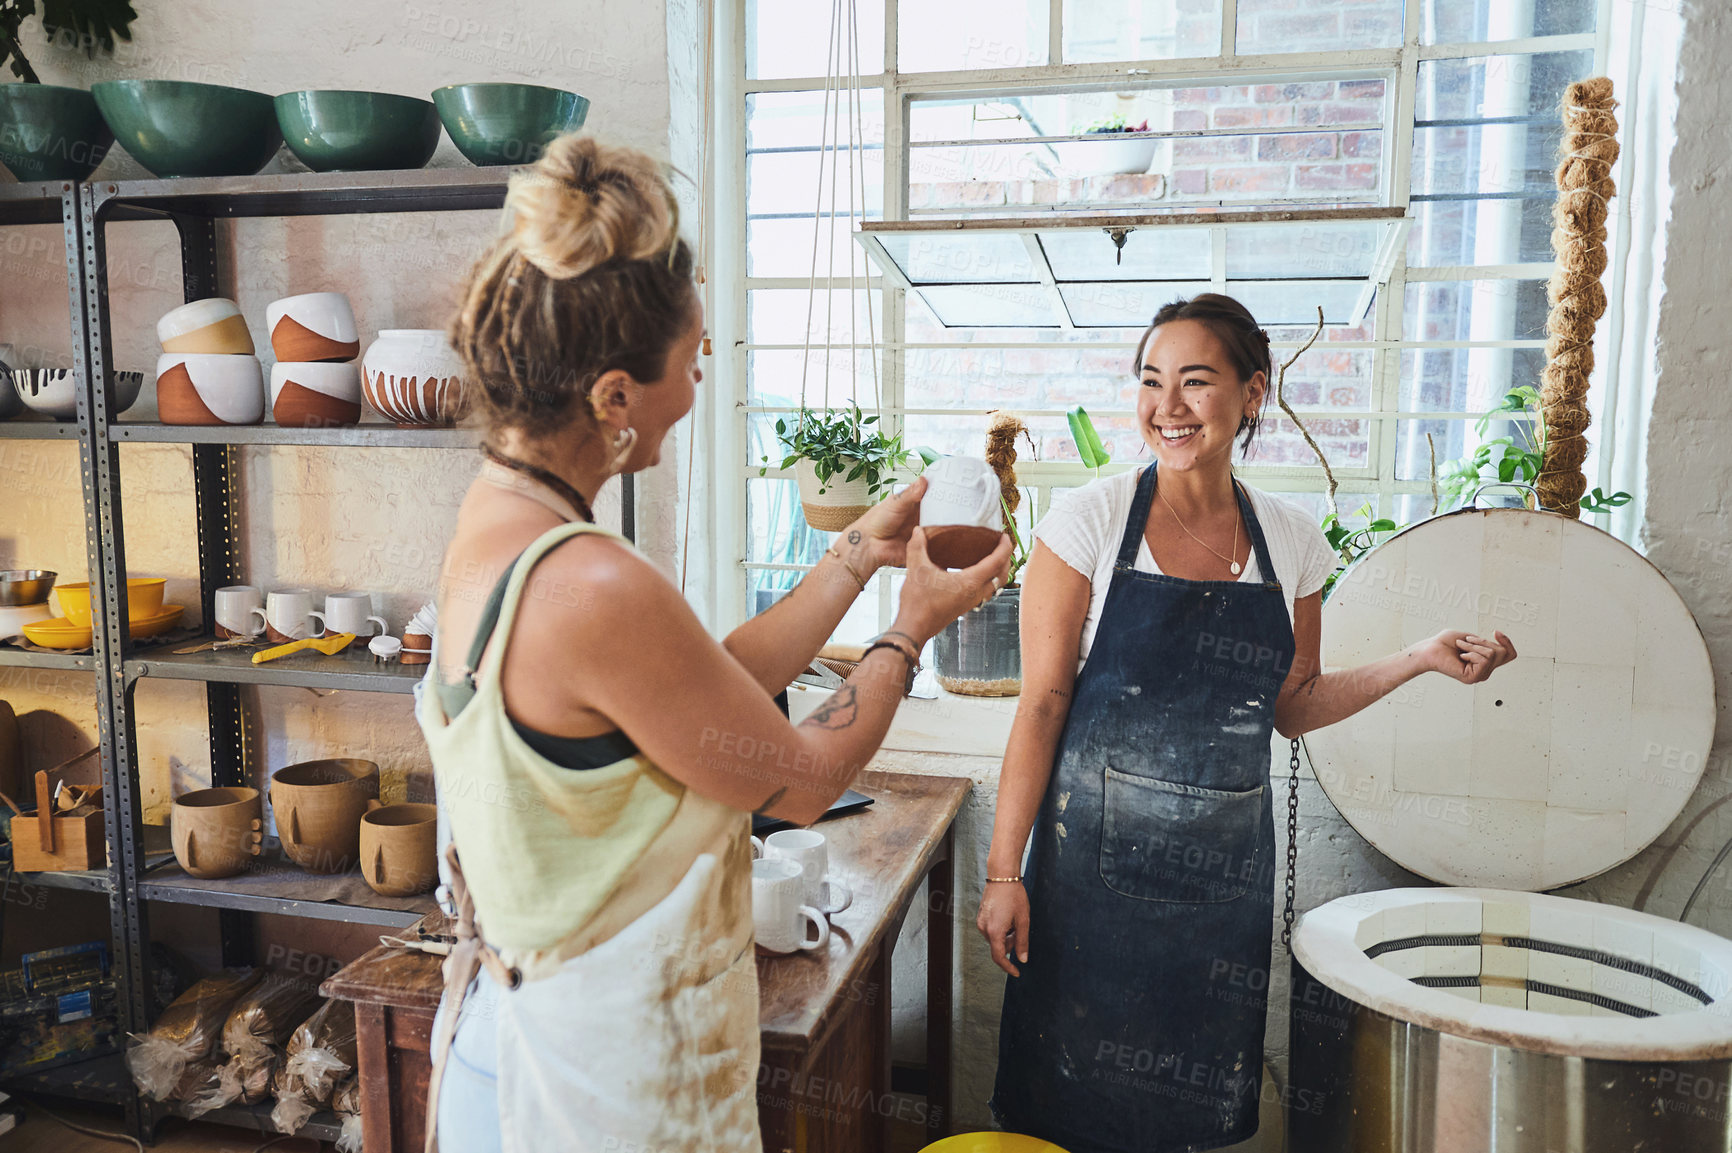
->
[985,875,1023,884]
[825,544,869,592]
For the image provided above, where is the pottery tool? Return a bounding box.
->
[174,636,269,655]
[252,632,356,665]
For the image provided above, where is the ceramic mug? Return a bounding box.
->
[213,585,264,639]
[269,758,380,874]
[310,592,387,639]
[171,786,263,879]
[252,588,319,644]
[358,802,437,896]
[919,455,1006,569]
[752,857,829,954]
[752,828,852,915]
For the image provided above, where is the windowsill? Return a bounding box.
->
[786,677,1017,760]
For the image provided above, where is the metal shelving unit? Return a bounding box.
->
[11,164,642,1143]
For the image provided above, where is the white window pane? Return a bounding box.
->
[1060,281,1213,326]
[904,411,1146,463]
[1399,347,1544,416]
[1235,0,1403,55]
[748,0,885,80]
[1421,0,1595,46]
[748,91,885,152]
[747,151,885,217]
[1408,197,1557,266]
[1253,413,1370,469]
[1269,347,1374,411]
[915,284,1062,327]
[897,0,1048,73]
[1225,280,1371,326]
[1224,221,1387,278]
[1396,414,1538,494]
[1416,53,1594,122]
[1402,279,1548,342]
[874,233,1037,283]
[903,345,1140,412]
[749,217,875,279]
[1062,0,1221,63]
[749,288,881,347]
[749,350,882,406]
[1041,229,1213,281]
[1411,123,1565,197]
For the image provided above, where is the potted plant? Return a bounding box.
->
[760,402,922,532]
[1050,112,1156,177]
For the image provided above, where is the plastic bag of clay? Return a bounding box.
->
[270,998,358,1132]
[334,1074,363,1153]
[172,1060,229,1118]
[125,968,263,1101]
[222,972,321,1063]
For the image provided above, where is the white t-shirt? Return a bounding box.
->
[1032,469,1338,667]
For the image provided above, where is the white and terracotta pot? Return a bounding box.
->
[361,329,467,427]
[157,297,254,355]
[265,292,359,363]
[795,459,875,532]
[270,361,362,428]
[155,353,265,426]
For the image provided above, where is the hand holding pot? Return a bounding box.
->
[840,474,928,573]
[891,525,1013,646]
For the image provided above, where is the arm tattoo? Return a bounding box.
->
[847,529,861,545]
[805,685,859,730]
[754,786,787,815]
[1048,688,1070,699]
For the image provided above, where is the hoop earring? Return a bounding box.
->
[608,426,638,474]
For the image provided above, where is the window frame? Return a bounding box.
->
[712,0,1615,633]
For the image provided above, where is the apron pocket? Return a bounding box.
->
[1099,767,1262,903]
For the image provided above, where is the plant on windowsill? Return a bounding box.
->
[1053,112,1156,177]
[759,402,929,533]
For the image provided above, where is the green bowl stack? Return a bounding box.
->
[432,83,589,167]
[92,80,282,178]
[276,90,443,172]
[0,83,114,181]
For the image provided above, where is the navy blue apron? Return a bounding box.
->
[992,463,1296,1153]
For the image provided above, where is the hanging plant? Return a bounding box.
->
[759,403,927,532]
[1,0,138,83]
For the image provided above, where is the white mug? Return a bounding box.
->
[252,588,318,643]
[919,455,1002,529]
[752,858,829,954]
[213,585,264,639]
[310,592,388,638]
[752,828,852,915]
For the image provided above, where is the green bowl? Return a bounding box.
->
[431,83,589,167]
[91,80,282,178]
[0,83,114,181]
[276,90,442,172]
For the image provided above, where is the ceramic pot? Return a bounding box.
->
[11,368,143,421]
[794,459,874,532]
[358,802,437,896]
[172,786,263,879]
[265,293,359,362]
[1050,134,1157,177]
[361,329,467,426]
[400,631,432,666]
[91,80,282,179]
[55,578,166,627]
[270,361,362,427]
[431,83,589,167]
[275,90,442,172]
[934,585,1021,696]
[155,353,265,426]
[269,758,380,874]
[0,83,114,182]
[158,298,254,355]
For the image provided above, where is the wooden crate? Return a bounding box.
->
[13,807,105,872]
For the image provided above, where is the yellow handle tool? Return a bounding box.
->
[252,632,357,665]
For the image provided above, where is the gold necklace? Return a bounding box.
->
[1156,480,1242,576]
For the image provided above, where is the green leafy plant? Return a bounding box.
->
[1,0,138,83]
[1067,405,1111,475]
[1437,384,1634,514]
[1078,113,1148,134]
[1579,486,1632,514]
[1320,503,1401,597]
[758,403,921,499]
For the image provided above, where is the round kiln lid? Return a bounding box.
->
[1305,507,1714,891]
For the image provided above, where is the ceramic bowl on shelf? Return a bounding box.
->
[21,616,91,650]
[269,758,381,874]
[0,83,114,182]
[264,292,358,362]
[270,361,362,428]
[11,368,143,421]
[431,83,589,166]
[128,604,185,639]
[154,353,266,426]
[55,577,167,626]
[275,90,442,172]
[91,80,282,179]
[361,329,467,426]
[0,569,55,607]
[158,298,253,355]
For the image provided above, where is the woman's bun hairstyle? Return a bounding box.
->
[1135,293,1275,455]
[451,133,696,434]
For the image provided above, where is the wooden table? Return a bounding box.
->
[321,768,970,1153]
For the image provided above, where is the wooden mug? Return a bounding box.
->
[172,786,263,879]
[269,758,380,874]
[358,802,438,896]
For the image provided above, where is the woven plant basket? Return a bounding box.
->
[795,460,874,532]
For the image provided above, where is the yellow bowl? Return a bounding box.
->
[55,578,168,626]
[129,604,185,640]
[918,1137,1073,1153]
[22,616,93,650]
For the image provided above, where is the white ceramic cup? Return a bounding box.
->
[918,455,1003,529]
[213,585,264,639]
[753,828,852,915]
[253,588,319,643]
[310,592,388,638]
[752,857,829,954]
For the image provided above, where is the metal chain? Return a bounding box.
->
[1281,737,1301,948]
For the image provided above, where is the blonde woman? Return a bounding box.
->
[419,135,1011,1152]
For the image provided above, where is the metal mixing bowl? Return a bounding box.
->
[0,570,57,606]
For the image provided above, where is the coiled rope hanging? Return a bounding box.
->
[1537,77,1620,518]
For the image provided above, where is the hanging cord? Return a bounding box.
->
[681,0,716,597]
[797,0,845,414]
[848,0,881,418]
[20,1096,145,1151]
[1281,736,1302,948]
[819,0,848,413]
